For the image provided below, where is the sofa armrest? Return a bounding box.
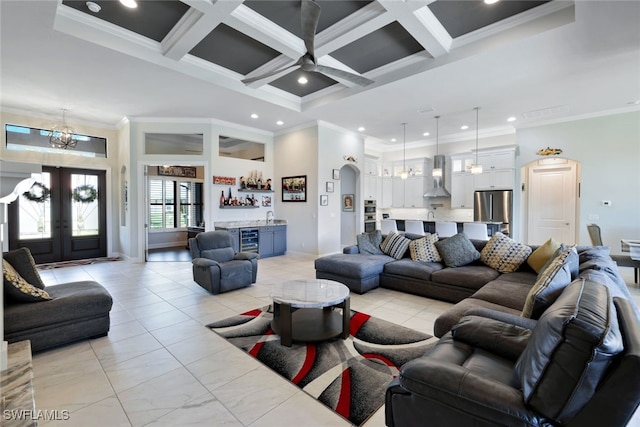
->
[451,315,532,360]
[343,245,360,254]
[399,358,540,425]
[235,252,259,261]
[192,258,220,268]
[466,307,538,330]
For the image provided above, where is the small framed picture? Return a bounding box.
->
[326,181,334,192]
[320,195,328,206]
[332,169,340,180]
[342,194,354,211]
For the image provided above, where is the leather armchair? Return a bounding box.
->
[386,280,640,427]
[189,231,258,294]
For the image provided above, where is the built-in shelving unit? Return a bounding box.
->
[237,189,273,193]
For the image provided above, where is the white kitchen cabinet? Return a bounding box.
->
[364,157,380,176]
[363,175,379,200]
[477,151,515,170]
[473,169,514,190]
[451,153,475,173]
[450,173,475,208]
[391,176,429,207]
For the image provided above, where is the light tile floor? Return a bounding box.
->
[31,253,640,427]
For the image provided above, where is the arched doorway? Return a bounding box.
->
[522,157,580,245]
[340,164,359,247]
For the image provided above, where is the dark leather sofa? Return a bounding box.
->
[385,279,640,427]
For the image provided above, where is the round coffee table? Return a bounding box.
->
[270,279,350,347]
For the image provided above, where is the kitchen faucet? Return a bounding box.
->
[427,211,435,220]
[266,210,274,224]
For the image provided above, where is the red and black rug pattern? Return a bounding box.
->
[208,305,437,426]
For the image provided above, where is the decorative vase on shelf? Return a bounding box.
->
[228,187,232,202]
[220,191,225,206]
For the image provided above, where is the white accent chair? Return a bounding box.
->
[381,219,398,235]
[435,221,458,238]
[463,222,489,240]
[404,220,426,236]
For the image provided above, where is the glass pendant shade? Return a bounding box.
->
[401,123,408,179]
[49,109,78,149]
[432,115,442,177]
[431,168,442,177]
[470,107,482,174]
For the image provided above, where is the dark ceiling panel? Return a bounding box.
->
[244,0,373,38]
[190,24,281,75]
[429,0,551,38]
[269,69,337,97]
[62,0,190,43]
[331,22,425,74]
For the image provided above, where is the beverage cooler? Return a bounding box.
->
[240,228,259,253]
[364,200,376,232]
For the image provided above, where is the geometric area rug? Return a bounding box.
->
[207,305,438,426]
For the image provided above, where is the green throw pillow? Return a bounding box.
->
[434,233,481,267]
[3,259,52,303]
[527,237,561,273]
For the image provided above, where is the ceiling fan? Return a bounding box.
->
[241,0,374,87]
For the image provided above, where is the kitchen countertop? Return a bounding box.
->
[215,220,287,228]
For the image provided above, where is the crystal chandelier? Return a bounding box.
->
[49,109,78,149]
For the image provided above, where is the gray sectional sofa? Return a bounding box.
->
[315,233,639,338]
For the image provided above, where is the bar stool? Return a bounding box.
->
[381,219,398,235]
[405,220,426,236]
[463,222,489,240]
[435,221,458,238]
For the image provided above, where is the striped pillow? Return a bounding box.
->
[480,232,532,273]
[409,233,442,262]
[380,232,411,260]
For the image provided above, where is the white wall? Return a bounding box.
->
[515,111,640,252]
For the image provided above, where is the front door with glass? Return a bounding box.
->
[9,166,107,263]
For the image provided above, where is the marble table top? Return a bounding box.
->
[270,279,349,308]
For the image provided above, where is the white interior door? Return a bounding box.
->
[527,159,579,245]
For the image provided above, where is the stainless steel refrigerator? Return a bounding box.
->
[474,190,513,236]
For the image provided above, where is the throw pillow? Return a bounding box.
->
[356,230,384,255]
[380,232,411,260]
[515,279,623,424]
[521,246,577,319]
[480,232,532,273]
[409,233,441,262]
[527,237,561,273]
[3,259,52,303]
[434,233,481,267]
[2,247,46,289]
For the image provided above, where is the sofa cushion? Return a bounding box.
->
[3,259,52,303]
[515,279,623,425]
[380,232,411,260]
[434,233,480,267]
[408,233,441,262]
[383,258,443,281]
[471,278,535,311]
[480,232,532,273]
[521,246,577,319]
[356,230,384,255]
[451,315,532,361]
[314,253,393,279]
[3,247,46,289]
[430,265,499,290]
[526,237,561,273]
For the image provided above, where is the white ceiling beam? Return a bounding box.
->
[378,0,452,57]
[162,0,244,61]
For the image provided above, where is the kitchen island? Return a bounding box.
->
[215,220,287,258]
[393,220,503,237]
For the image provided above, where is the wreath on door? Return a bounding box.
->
[22,182,51,203]
[72,184,98,204]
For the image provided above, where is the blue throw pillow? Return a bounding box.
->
[357,230,384,255]
[434,233,481,267]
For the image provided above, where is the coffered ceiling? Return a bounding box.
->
[1,1,639,149]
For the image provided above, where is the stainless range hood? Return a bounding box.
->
[423,155,451,198]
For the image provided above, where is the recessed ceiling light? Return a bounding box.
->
[507,116,517,122]
[276,120,284,126]
[461,125,469,130]
[86,1,101,13]
[250,113,258,119]
[484,0,500,4]
[298,76,308,85]
[358,127,365,132]
[391,138,397,142]
[423,132,430,137]
[119,0,138,8]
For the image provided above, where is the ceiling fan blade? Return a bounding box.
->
[241,62,299,84]
[301,0,321,60]
[311,64,374,87]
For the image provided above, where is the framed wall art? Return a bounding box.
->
[320,195,328,206]
[326,181,334,192]
[342,194,354,211]
[158,165,196,178]
[282,175,307,202]
[332,169,340,180]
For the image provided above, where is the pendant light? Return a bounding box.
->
[400,123,408,180]
[432,116,442,177]
[49,109,78,150]
[470,107,483,175]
